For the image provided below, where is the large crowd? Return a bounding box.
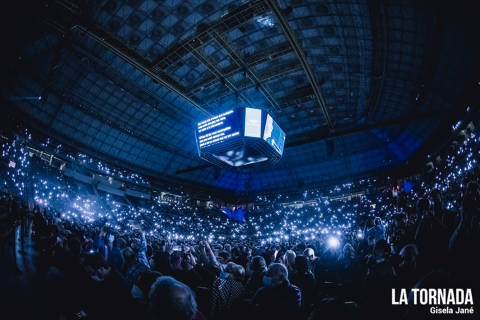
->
[0,124,479,319]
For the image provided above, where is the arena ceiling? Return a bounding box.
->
[2,0,479,195]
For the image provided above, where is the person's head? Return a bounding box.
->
[217,250,230,265]
[284,250,296,267]
[430,189,443,207]
[115,237,127,249]
[373,217,382,226]
[170,251,183,270]
[373,239,390,258]
[367,235,375,247]
[417,197,432,216]
[132,271,162,302]
[148,276,197,320]
[182,251,197,270]
[464,180,479,200]
[67,237,82,256]
[123,247,135,266]
[394,213,407,227]
[263,263,289,288]
[463,181,480,216]
[303,248,315,262]
[225,261,236,273]
[224,243,232,252]
[231,246,240,259]
[83,252,110,282]
[251,255,267,273]
[295,255,310,273]
[399,244,419,267]
[342,243,355,260]
[295,242,306,253]
[229,263,245,282]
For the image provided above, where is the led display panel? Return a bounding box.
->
[263,114,286,155]
[196,110,240,149]
[244,107,262,138]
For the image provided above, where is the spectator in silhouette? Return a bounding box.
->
[252,263,301,320]
[148,276,202,320]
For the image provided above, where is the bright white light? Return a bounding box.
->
[327,236,340,249]
[244,108,262,137]
[256,15,275,27]
[452,120,462,131]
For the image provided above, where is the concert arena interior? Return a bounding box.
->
[1,1,479,319]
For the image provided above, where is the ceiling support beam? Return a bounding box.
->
[45,32,72,132]
[151,0,269,70]
[265,0,333,128]
[195,62,303,105]
[211,32,281,111]
[189,44,254,107]
[16,66,197,161]
[42,0,211,117]
[187,42,294,95]
[72,25,210,117]
[365,0,388,119]
[67,42,196,125]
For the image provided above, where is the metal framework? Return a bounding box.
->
[67,41,196,126]
[189,44,254,108]
[16,63,198,162]
[265,0,333,128]
[366,0,388,119]
[45,32,71,131]
[151,0,270,71]
[63,42,199,168]
[194,61,304,107]
[187,42,294,95]
[44,0,211,116]
[47,0,321,120]
[211,31,281,111]
[72,25,210,117]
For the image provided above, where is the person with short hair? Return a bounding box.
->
[252,263,301,319]
[396,244,420,290]
[148,276,200,320]
[73,252,134,320]
[210,262,246,319]
[283,249,296,275]
[367,217,385,242]
[125,229,150,286]
[303,248,315,262]
[245,255,267,296]
[290,255,315,311]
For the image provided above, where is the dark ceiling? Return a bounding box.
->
[2,0,479,195]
